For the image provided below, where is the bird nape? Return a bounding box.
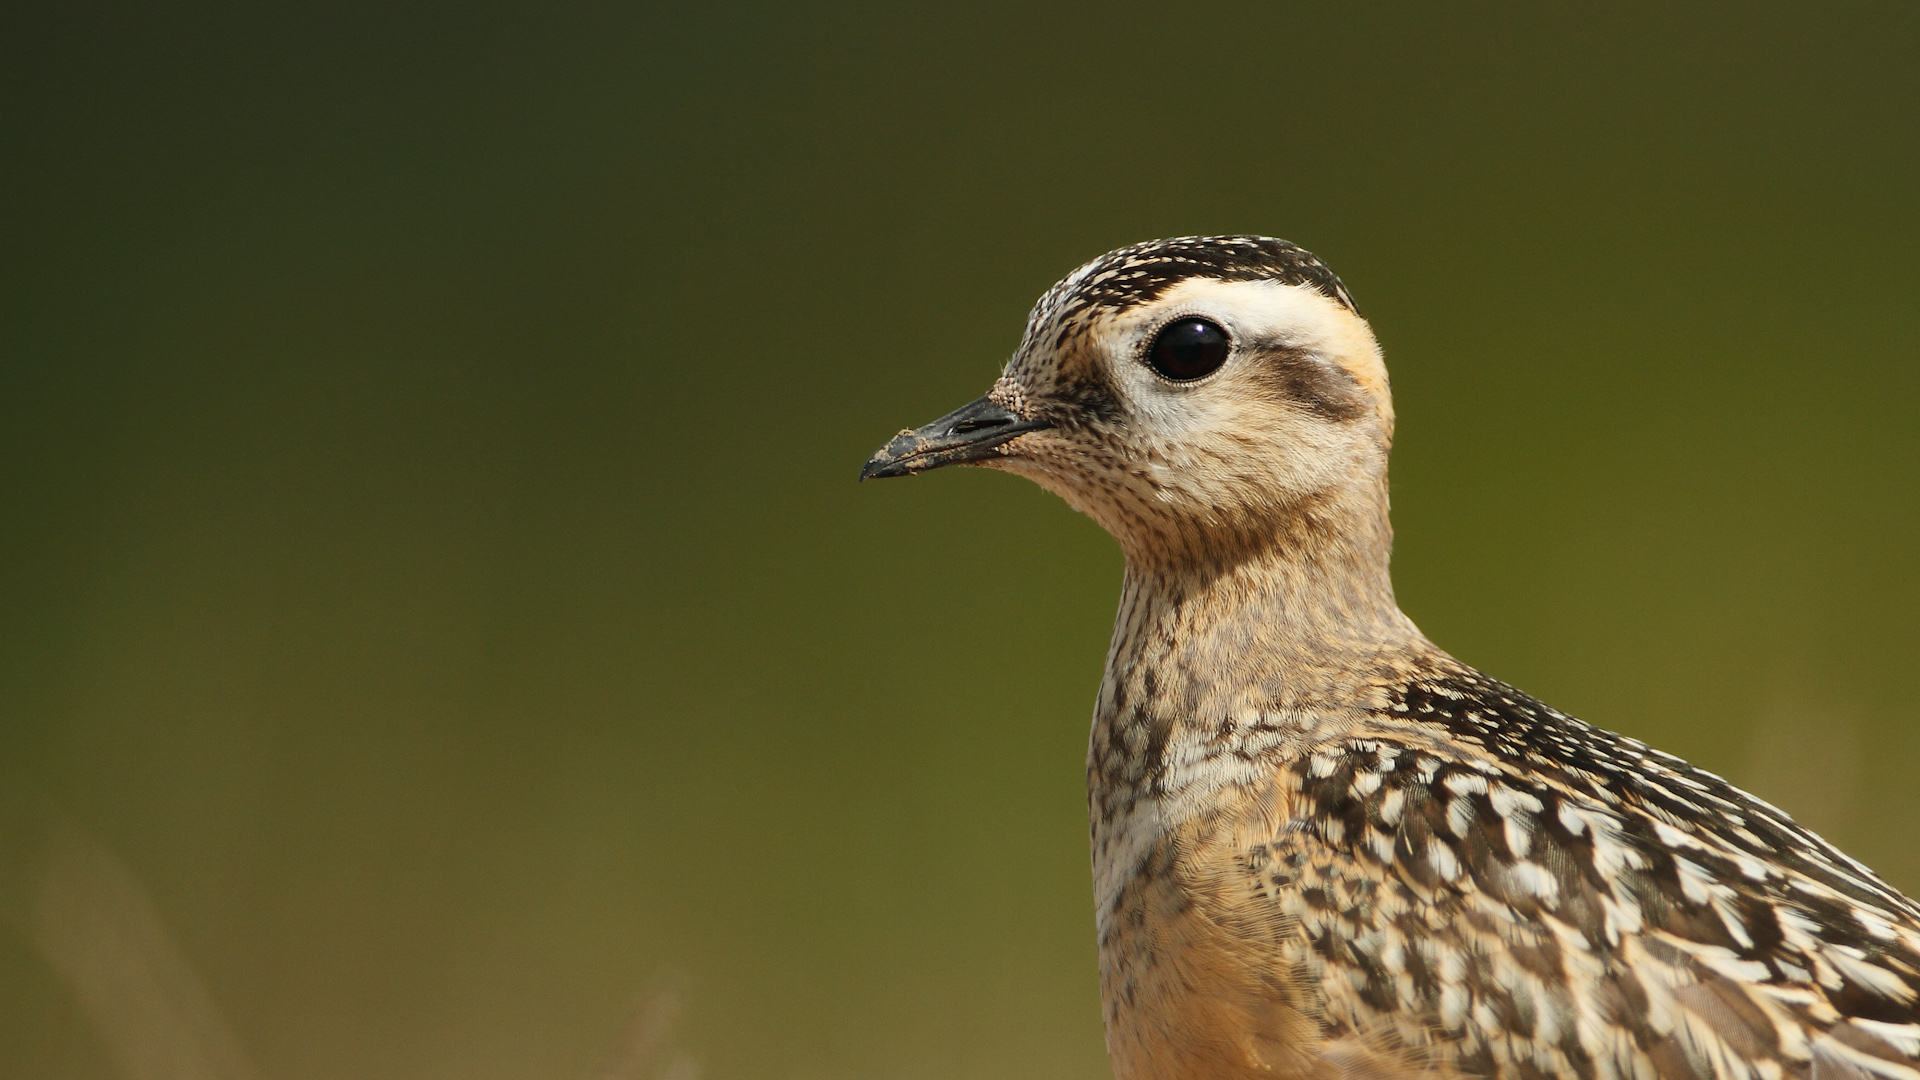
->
[863,236,1920,1080]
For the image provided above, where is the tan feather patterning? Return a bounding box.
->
[862,236,1920,1080]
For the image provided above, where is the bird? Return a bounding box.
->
[861,236,1920,1080]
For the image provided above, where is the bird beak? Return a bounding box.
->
[860,395,1053,481]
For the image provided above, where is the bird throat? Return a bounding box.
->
[1085,483,1428,906]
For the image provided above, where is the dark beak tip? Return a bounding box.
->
[859,430,926,482]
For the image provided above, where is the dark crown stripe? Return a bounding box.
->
[1064,235,1360,318]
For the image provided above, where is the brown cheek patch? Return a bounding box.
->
[1034,331,1126,424]
[1247,345,1371,422]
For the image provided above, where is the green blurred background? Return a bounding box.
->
[2,2,1917,1077]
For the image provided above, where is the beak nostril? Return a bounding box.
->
[949,418,1000,435]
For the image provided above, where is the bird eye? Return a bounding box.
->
[1147,318,1230,381]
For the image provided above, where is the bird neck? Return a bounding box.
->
[1090,478,1432,811]
[1116,476,1417,677]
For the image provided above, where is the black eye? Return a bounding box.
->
[1147,318,1230,381]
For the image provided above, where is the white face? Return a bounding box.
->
[988,276,1395,562]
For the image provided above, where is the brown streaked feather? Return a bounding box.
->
[1104,659,1920,1080]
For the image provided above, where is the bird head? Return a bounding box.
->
[863,236,1394,572]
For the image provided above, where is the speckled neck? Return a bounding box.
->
[1086,479,1432,831]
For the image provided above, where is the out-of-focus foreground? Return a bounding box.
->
[2,3,1917,1078]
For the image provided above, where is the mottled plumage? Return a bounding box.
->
[863,236,1920,1080]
